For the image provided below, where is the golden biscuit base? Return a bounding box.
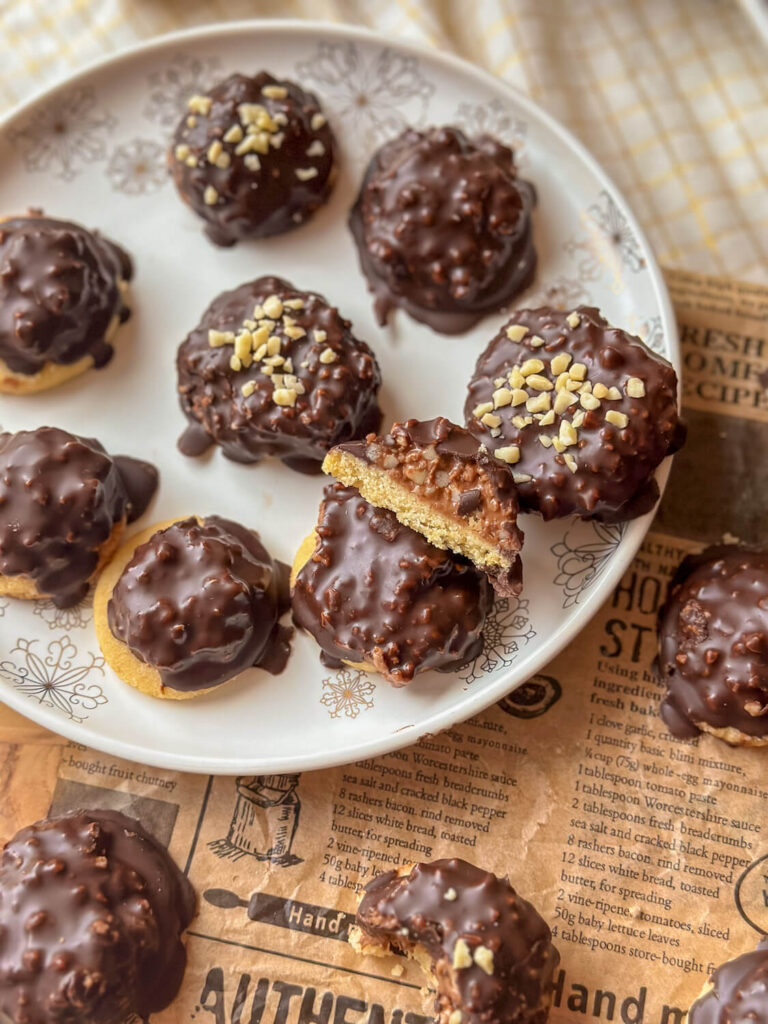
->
[94,517,218,702]
[291,530,374,675]
[323,448,510,573]
[697,721,768,748]
[0,519,125,603]
[0,280,130,395]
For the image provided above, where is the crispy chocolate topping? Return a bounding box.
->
[657,545,768,741]
[108,515,292,691]
[688,941,768,1024]
[349,126,536,334]
[292,483,491,685]
[0,809,195,1024]
[0,214,131,376]
[465,306,685,522]
[0,427,158,608]
[169,71,336,246]
[357,859,559,1024]
[332,416,524,595]
[177,276,382,472]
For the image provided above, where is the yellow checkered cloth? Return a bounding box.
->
[1,0,766,281]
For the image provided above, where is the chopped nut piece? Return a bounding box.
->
[559,420,578,446]
[174,143,190,161]
[580,380,593,394]
[448,1011,462,1024]
[626,376,646,398]
[563,453,578,473]
[284,325,307,340]
[443,887,458,901]
[592,382,609,399]
[207,140,223,163]
[494,445,521,464]
[264,354,285,368]
[188,94,212,115]
[606,386,622,400]
[244,154,261,172]
[493,387,513,408]
[506,324,529,342]
[566,378,582,392]
[452,939,473,970]
[511,415,531,429]
[745,700,763,716]
[283,358,294,374]
[223,124,244,143]
[526,373,554,392]
[306,140,325,157]
[566,311,581,328]
[273,388,298,407]
[473,946,494,976]
[550,352,572,375]
[481,413,502,429]
[266,336,282,356]
[520,358,544,377]
[215,152,231,169]
[526,393,551,414]
[229,354,242,372]
[552,438,566,453]
[508,367,525,389]
[203,185,218,206]
[311,112,327,130]
[208,329,235,347]
[263,296,284,320]
[513,472,533,483]
[554,390,578,415]
[529,334,546,348]
[319,348,338,364]
[270,132,286,150]
[569,362,587,381]
[580,392,601,411]
[295,167,319,181]
[606,410,629,428]
[539,434,553,448]
[314,329,328,344]
[555,372,571,392]
[472,401,494,418]
[493,377,507,388]
[539,410,555,426]
[262,365,274,376]
[284,298,305,310]
[185,154,198,167]
[510,388,528,406]
[186,115,197,129]
[235,332,253,362]
[572,409,586,429]
[241,380,256,397]
[262,84,288,99]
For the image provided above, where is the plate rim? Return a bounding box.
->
[0,18,680,774]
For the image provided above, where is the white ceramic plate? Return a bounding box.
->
[0,20,679,774]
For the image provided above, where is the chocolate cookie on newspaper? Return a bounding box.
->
[657,545,768,746]
[350,858,559,1024]
[323,417,523,595]
[464,306,685,522]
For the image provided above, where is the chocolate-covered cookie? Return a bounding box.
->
[291,483,492,686]
[169,71,336,246]
[352,859,559,1024]
[657,545,768,746]
[95,515,292,700]
[688,941,768,1024]
[177,276,382,473]
[349,126,536,334]
[0,809,195,1024]
[465,306,685,521]
[0,214,132,393]
[0,427,157,608]
[323,417,523,595]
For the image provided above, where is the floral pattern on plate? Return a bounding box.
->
[459,596,536,688]
[320,667,376,720]
[106,137,167,195]
[32,594,93,632]
[0,636,107,723]
[8,87,116,181]
[295,42,434,152]
[453,97,527,159]
[143,52,222,127]
[551,521,628,608]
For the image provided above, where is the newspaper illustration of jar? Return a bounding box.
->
[209,775,304,867]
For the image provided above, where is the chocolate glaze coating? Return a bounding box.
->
[0,214,131,375]
[349,126,536,334]
[0,427,158,608]
[657,545,768,741]
[465,306,685,521]
[108,515,292,692]
[292,483,491,685]
[177,276,382,472]
[356,859,559,1024]
[0,809,195,1024]
[688,941,768,1024]
[333,416,524,595]
[169,71,336,246]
